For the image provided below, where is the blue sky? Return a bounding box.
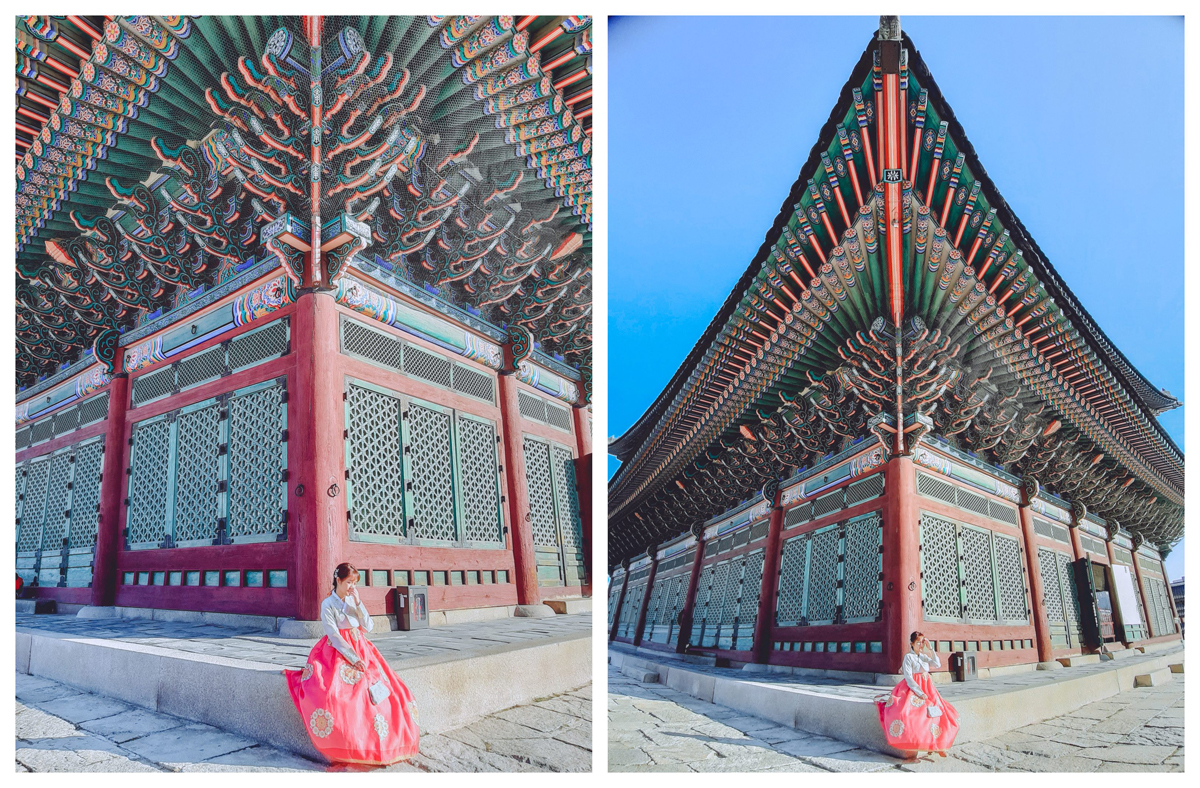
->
[608,16,1185,580]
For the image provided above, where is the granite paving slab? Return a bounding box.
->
[609,663,1185,772]
[17,671,590,772]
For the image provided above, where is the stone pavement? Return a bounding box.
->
[609,664,1184,772]
[17,671,591,773]
[16,610,592,670]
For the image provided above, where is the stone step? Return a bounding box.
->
[621,665,660,683]
[1106,647,1141,660]
[1057,653,1101,668]
[1134,667,1173,687]
[1136,640,1180,654]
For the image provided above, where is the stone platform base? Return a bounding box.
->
[17,611,591,764]
[15,599,56,615]
[49,599,585,637]
[609,642,1184,758]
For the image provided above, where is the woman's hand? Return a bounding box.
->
[353,658,366,672]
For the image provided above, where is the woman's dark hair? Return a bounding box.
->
[332,562,358,590]
[910,630,925,645]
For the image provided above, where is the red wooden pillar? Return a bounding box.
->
[290,291,345,621]
[1067,504,1086,561]
[497,372,540,605]
[1018,489,1055,663]
[572,405,592,593]
[90,358,129,608]
[676,528,706,653]
[609,562,630,642]
[632,549,658,647]
[881,455,921,674]
[752,488,785,664]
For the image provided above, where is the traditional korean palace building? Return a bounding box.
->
[16,15,592,626]
[608,18,1181,674]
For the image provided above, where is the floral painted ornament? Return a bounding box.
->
[374,713,389,741]
[889,719,904,738]
[310,708,335,738]
[909,694,925,708]
[301,663,313,681]
[930,722,941,739]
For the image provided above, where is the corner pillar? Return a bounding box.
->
[1018,481,1055,663]
[90,362,129,608]
[676,526,706,653]
[498,372,540,605]
[572,405,592,593]
[291,290,345,621]
[609,562,630,642]
[881,455,921,674]
[752,485,785,664]
[632,548,658,646]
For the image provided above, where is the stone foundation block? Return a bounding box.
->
[1168,663,1183,673]
[1134,668,1173,688]
[1058,654,1101,668]
[513,604,556,618]
[543,598,591,615]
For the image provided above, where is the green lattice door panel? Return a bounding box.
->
[1057,550,1083,645]
[403,400,457,544]
[805,527,840,625]
[607,575,624,626]
[993,533,1028,623]
[664,574,689,646]
[17,458,51,560]
[617,577,646,639]
[67,438,105,551]
[126,415,174,549]
[346,381,406,541]
[735,550,766,651]
[692,563,716,644]
[455,413,503,547]
[172,398,224,546]
[960,525,998,623]
[523,434,586,587]
[550,444,585,586]
[843,513,883,623]
[227,380,287,543]
[37,452,76,586]
[920,512,963,621]
[700,560,733,647]
[522,436,562,585]
[641,574,667,642]
[1143,576,1174,638]
[776,533,811,626]
[1038,547,1066,623]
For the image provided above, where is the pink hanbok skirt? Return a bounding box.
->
[876,671,959,753]
[285,627,420,765]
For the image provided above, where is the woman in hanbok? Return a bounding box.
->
[876,631,959,758]
[285,563,420,765]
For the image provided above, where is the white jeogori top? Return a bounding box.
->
[320,591,374,663]
[901,649,940,698]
